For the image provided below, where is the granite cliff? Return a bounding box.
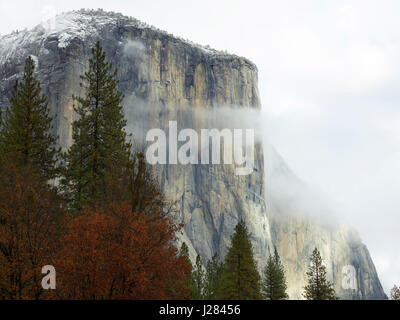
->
[0,9,386,299]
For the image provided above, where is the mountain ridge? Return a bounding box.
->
[0,9,256,69]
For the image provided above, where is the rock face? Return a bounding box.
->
[265,146,386,299]
[0,9,386,299]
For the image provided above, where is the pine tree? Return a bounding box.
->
[179,242,190,261]
[179,242,195,299]
[220,220,262,300]
[0,56,60,179]
[204,253,224,300]
[62,41,132,210]
[191,255,205,299]
[261,248,288,300]
[303,247,336,300]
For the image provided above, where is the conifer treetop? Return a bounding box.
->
[303,247,336,300]
[220,220,262,300]
[0,55,60,179]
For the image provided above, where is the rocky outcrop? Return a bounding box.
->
[0,9,387,299]
[265,146,386,299]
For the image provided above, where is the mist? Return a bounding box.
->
[122,39,146,58]
[123,92,400,295]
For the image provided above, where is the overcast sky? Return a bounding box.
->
[1,0,399,296]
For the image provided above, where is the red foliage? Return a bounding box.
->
[391,285,400,300]
[55,206,190,299]
[0,161,63,299]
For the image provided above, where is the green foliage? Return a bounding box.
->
[179,242,190,259]
[178,244,206,300]
[190,255,205,299]
[178,242,195,299]
[303,247,336,300]
[0,56,60,179]
[220,220,262,300]
[203,253,224,300]
[261,248,288,300]
[179,250,224,300]
[62,41,132,211]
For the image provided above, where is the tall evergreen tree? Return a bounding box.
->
[261,248,288,300]
[220,220,262,300]
[190,255,205,299]
[178,242,195,299]
[303,247,336,300]
[62,41,132,210]
[204,253,224,300]
[0,56,59,179]
[179,242,191,263]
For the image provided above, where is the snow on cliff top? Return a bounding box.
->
[0,9,141,65]
[0,9,250,67]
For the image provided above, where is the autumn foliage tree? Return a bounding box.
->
[0,56,63,300]
[52,40,192,299]
[0,46,193,301]
[391,285,400,300]
[55,206,190,299]
[0,158,64,299]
